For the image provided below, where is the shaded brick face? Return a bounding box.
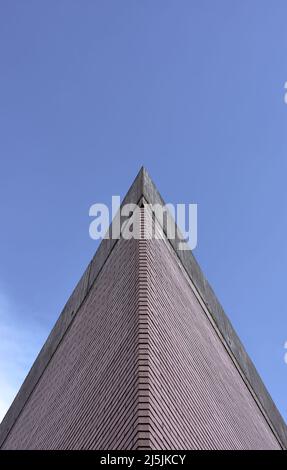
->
[2,237,142,450]
[1,209,281,449]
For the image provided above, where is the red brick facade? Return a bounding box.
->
[0,207,281,449]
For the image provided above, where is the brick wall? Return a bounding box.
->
[142,210,280,449]
[2,235,143,449]
[1,208,281,449]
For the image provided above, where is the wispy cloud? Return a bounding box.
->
[0,290,47,423]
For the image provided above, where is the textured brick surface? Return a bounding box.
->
[2,236,143,449]
[1,208,281,450]
[141,210,280,449]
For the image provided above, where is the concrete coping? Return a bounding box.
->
[0,166,286,449]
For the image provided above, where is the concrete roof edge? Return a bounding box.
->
[0,167,145,448]
[141,167,287,449]
[0,166,286,449]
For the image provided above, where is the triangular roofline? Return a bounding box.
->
[0,167,286,448]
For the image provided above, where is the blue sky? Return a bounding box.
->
[0,0,287,424]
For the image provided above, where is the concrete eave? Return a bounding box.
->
[0,166,286,449]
